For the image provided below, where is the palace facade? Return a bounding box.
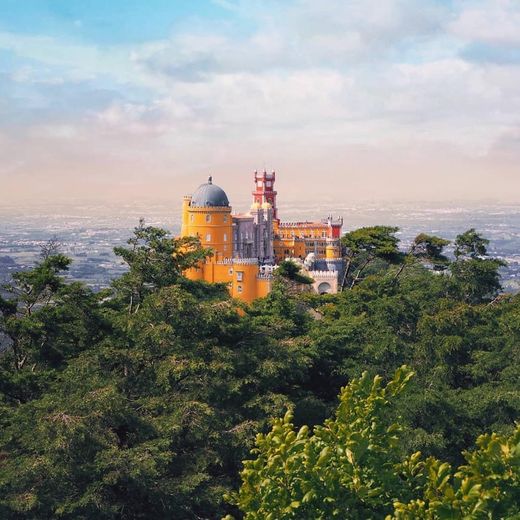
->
[181,171,344,302]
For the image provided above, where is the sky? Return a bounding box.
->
[1,0,519,205]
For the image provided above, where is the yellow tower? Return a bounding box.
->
[182,176,233,262]
[326,240,341,260]
[180,176,272,302]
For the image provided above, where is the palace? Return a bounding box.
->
[181,171,345,302]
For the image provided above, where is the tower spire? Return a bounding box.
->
[252,169,278,220]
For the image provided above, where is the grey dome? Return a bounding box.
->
[190,176,229,207]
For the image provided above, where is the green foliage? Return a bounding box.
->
[0,224,518,519]
[342,226,401,261]
[0,252,103,404]
[229,368,520,520]
[341,226,402,289]
[410,233,450,269]
[393,426,520,518]
[276,260,314,285]
[229,367,415,519]
[112,218,212,313]
[450,258,505,304]
[450,229,505,304]
[454,228,490,259]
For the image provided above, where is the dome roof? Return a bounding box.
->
[190,176,229,208]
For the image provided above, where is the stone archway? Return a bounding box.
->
[317,281,332,294]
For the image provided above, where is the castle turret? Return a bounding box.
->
[326,240,341,260]
[252,170,278,221]
[182,176,232,262]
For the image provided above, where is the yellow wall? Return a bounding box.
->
[181,196,191,237]
[230,263,258,302]
[274,223,335,262]
[182,204,233,262]
[186,260,268,303]
[274,237,306,262]
[256,277,271,299]
[326,242,341,259]
[278,224,329,240]
[181,199,270,302]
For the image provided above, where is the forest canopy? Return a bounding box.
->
[0,223,518,519]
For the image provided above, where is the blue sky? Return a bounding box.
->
[0,1,233,44]
[1,0,520,204]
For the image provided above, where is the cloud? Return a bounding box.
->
[2,0,520,203]
[450,0,520,46]
[450,1,520,65]
[136,0,449,81]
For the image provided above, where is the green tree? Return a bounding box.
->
[341,226,402,290]
[0,251,103,404]
[454,229,489,259]
[112,219,212,313]
[394,233,450,280]
[1,223,518,519]
[450,229,505,304]
[228,367,520,519]
[276,260,314,285]
[0,263,312,518]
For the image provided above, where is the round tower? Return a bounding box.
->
[184,176,233,261]
[325,240,341,260]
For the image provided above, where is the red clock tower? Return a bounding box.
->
[252,170,278,220]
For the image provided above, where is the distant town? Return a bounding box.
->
[2,197,520,295]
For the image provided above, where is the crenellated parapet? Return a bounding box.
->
[256,273,274,280]
[215,257,259,265]
[308,270,339,278]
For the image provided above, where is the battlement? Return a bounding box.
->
[309,270,339,278]
[256,273,274,280]
[321,215,343,226]
[216,258,259,265]
[279,221,328,228]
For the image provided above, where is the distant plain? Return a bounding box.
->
[1,200,519,292]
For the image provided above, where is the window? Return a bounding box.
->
[205,233,211,242]
[228,268,233,276]
[223,233,227,242]
[206,214,211,223]
[223,215,228,223]
[190,214,194,222]
[236,271,244,282]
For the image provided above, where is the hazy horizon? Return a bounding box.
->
[1,0,520,205]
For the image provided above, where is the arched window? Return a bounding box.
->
[206,214,211,223]
[205,233,211,242]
